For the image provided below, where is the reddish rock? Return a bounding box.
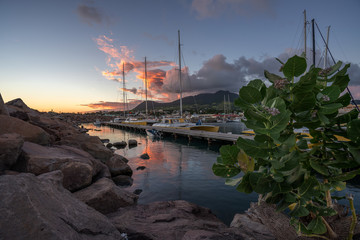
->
[0,115,51,145]
[0,93,9,116]
[105,154,132,177]
[73,177,138,214]
[0,173,122,239]
[0,133,24,172]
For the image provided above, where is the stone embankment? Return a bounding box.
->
[1,93,325,239]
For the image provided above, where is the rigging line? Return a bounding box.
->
[290,13,303,52]
[315,21,360,113]
[181,50,199,113]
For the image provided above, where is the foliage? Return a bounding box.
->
[213,55,360,237]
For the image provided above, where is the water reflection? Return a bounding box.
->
[83,123,359,225]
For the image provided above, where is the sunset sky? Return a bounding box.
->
[1,0,360,113]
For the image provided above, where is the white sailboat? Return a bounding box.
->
[153,30,219,132]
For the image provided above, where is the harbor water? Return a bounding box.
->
[84,122,360,226]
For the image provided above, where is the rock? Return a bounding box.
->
[73,177,138,214]
[106,143,113,148]
[0,93,9,116]
[0,115,51,145]
[59,134,113,163]
[128,139,137,146]
[133,189,142,195]
[140,153,150,159]
[0,133,24,172]
[136,166,146,171]
[17,142,106,192]
[0,173,121,239]
[112,175,133,187]
[105,154,133,177]
[230,202,294,240]
[108,200,247,240]
[100,138,110,143]
[37,170,64,189]
[113,141,127,149]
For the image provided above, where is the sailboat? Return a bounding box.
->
[153,30,219,132]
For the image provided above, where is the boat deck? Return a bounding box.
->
[103,122,253,144]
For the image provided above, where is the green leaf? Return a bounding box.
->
[334,92,351,107]
[329,168,360,181]
[321,85,341,102]
[219,145,239,165]
[299,176,319,198]
[248,79,266,97]
[256,110,292,136]
[291,92,316,112]
[283,55,307,78]
[327,61,343,76]
[236,173,253,193]
[348,119,360,143]
[307,217,327,234]
[310,160,329,176]
[335,108,359,124]
[264,70,283,84]
[266,97,286,113]
[290,202,309,217]
[272,182,292,196]
[318,112,330,124]
[239,86,262,104]
[212,163,241,178]
[236,137,269,158]
[346,143,360,164]
[292,70,318,95]
[333,74,350,92]
[319,103,343,115]
[244,108,268,123]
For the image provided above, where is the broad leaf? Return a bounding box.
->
[212,163,240,178]
[239,86,262,104]
[220,145,239,165]
[310,160,329,176]
[236,137,269,158]
[321,85,341,102]
[333,75,350,92]
[264,70,284,83]
[298,176,319,198]
[248,79,266,97]
[307,217,327,234]
[236,173,253,193]
[290,202,309,217]
[237,150,254,173]
[347,119,360,143]
[283,55,307,78]
[291,92,316,112]
[319,103,343,115]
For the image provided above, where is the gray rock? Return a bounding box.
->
[100,138,110,143]
[105,154,132,177]
[128,139,137,146]
[140,153,150,159]
[18,142,105,192]
[73,177,138,214]
[113,141,127,148]
[136,166,146,171]
[59,134,113,163]
[0,173,121,240]
[0,93,9,116]
[106,143,113,148]
[107,200,246,240]
[0,133,24,172]
[0,115,51,145]
[112,175,133,187]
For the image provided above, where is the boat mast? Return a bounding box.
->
[324,26,330,68]
[122,62,126,117]
[303,10,307,58]
[312,19,315,66]
[178,30,183,117]
[145,56,148,118]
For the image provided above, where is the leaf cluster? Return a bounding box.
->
[213,55,360,236]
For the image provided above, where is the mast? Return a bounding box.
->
[122,62,126,117]
[312,19,315,66]
[324,26,330,68]
[223,95,226,122]
[145,57,148,118]
[303,10,307,58]
[178,30,183,117]
[228,94,231,114]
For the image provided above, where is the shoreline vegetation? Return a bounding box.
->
[1,93,359,239]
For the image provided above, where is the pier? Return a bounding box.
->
[103,122,253,144]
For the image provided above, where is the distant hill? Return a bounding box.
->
[132,90,240,113]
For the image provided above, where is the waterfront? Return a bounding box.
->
[84,122,360,225]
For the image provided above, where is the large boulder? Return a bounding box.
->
[0,173,122,240]
[17,142,107,192]
[0,115,51,145]
[105,154,132,177]
[0,133,24,172]
[107,200,247,240]
[5,98,38,121]
[0,93,9,116]
[59,134,113,162]
[73,177,138,214]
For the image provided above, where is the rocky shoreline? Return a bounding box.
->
[2,93,357,240]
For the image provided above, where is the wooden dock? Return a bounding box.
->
[103,122,253,144]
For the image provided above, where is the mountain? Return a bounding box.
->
[132,90,240,113]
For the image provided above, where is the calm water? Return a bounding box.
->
[83,122,360,225]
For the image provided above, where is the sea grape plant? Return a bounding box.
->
[213,55,360,238]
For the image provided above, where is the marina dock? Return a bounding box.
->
[103,122,253,144]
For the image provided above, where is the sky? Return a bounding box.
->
[1,0,360,113]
